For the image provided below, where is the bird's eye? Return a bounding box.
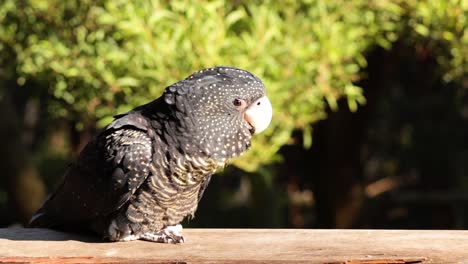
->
[233,98,245,107]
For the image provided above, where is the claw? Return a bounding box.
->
[140,224,185,244]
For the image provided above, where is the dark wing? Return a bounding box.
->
[99,125,153,213]
[29,115,153,228]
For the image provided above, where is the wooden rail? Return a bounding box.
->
[0,228,467,263]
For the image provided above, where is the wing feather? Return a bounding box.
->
[29,117,154,228]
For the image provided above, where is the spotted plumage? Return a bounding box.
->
[29,66,272,243]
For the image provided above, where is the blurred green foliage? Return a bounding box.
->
[0,0,466,172]
[406,0,467,82]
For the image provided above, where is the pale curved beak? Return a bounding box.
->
[244,96,273,134]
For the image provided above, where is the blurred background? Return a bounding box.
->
[0,0,467,229]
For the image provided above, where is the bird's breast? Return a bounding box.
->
[142,152,220,222]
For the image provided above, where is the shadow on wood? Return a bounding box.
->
[0,228,100,242]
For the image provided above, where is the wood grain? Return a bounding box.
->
[0,228,467,263]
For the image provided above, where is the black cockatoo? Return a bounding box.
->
[29,66,272,243]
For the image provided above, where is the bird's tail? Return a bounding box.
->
[28,211,51,228]
[27,193,58,228]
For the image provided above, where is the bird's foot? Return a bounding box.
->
[140,224,184,244]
